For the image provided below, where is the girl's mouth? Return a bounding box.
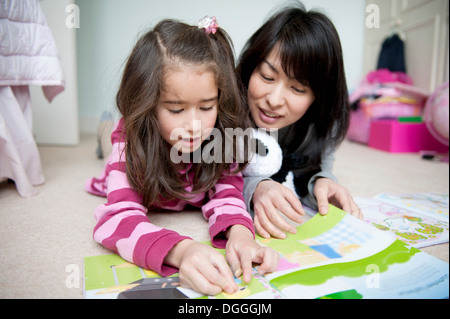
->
[180,136,201,147]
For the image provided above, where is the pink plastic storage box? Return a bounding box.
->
[368,119,449,153]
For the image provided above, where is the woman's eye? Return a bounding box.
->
[200,106,214,111]
[260,73,274,82]
[169,109,183,114]
[292,86,307,94]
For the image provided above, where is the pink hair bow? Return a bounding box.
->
[198,16,219,35]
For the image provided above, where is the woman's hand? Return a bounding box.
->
[164,239,238,296]
[313,178,363,219]
[225,225,279,283]
[252,180,305,239]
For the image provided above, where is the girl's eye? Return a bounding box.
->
[169,109,183,114]
[200,106,214,111]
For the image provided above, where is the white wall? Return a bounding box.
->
[32,0,79,145]
[76,0,365,133]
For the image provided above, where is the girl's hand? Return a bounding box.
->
[252,180,305,239]
[164,239,238,296]
[225,225,279,283]
[313,178,363,219]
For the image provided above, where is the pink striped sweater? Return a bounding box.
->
[85,119,254,276]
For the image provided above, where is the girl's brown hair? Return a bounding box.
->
[116,19,250,208]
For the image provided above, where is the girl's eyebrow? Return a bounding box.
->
[162,96,218,105]
[162,100,183,105]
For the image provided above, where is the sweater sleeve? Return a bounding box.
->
[243,175,272,218]
[202,166,255,248]
[89,119,190,276]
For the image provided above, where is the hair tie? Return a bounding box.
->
[198,16,219,35]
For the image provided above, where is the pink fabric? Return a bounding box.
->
[347,69,430,144]
[0,86,44,196]
[366,69,413,85]
[0,0,64,196]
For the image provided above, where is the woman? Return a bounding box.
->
[237,4,363,239]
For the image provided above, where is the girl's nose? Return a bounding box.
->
[184,109,201,133]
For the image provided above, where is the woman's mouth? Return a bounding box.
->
[262,109,281,118]
[258,108,282,124]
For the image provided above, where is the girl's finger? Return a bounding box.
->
[237,249,253,283]
[210,254,238,294]
[257,248,279,275]
[225,246,242,278]
[179,267,222,296]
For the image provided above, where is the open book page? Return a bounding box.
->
[261,206,449,299]
[355,196,449,248]
[374,192,449,222]
[83,254,175,299]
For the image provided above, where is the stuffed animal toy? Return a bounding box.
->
[242,128,307,198]
[242,128,283,177]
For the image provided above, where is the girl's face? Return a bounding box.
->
[157,65,218,154]
[247,46,315,130]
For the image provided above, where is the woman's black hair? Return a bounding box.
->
[237,4,350,177]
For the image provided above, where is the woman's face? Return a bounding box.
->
[247,46,315,130]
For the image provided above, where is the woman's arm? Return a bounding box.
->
[243,175,271,216]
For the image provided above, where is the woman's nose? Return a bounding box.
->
[265,84,285,109]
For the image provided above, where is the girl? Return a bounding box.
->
[237,5,363,239]
[86,18,278,296]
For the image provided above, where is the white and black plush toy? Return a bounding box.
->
[242,128,301,198]
[242,128,282,176]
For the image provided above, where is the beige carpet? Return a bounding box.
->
[0,134,448,298]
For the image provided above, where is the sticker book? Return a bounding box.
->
[355,192,449,248]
